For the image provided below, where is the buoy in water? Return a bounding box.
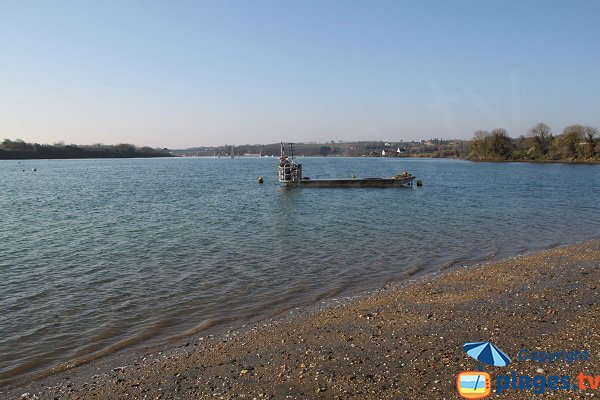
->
[32,168,37,172]
[257,176,264,184]
[416,180,423,186]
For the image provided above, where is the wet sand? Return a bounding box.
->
[6,239,599,399]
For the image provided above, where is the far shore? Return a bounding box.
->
[463,157,600,165]
[2,152,599,164]
[165,154,600,165]
[4,239,599,399]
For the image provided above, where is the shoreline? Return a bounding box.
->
[3,156,599,164]
[4,238,599,399]
[0,240,565,390]
[464,158,600,165]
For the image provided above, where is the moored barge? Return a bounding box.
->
[278,143,416,188]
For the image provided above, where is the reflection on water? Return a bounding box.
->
[0,157,598,386]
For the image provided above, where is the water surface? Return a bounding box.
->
[0,157,598,386]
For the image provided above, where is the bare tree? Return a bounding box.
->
[470,130,491,160]
[528,123,552,157]
[584,126,598,157]
[563,124,585,135]
[560,125,584,159]
[490,128,512,158]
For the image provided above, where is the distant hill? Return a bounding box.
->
[172,139,464,158]
[0,139,173,160]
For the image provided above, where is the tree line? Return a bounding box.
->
[468,123,598,162]
[0,139,172,160]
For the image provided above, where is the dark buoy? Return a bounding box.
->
[257,176,264,184]
[32,168,37,172]
[416,179,423,186]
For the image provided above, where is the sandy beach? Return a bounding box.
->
[5,239,599,399]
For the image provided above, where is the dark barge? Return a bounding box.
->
[278,143,416,188]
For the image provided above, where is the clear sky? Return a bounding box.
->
[1,0,599,148]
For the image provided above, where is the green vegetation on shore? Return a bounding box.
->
[0,139,172,160]
[468,122,599,162]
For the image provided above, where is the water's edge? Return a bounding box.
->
[3,235,598,396]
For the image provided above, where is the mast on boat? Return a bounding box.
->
[279,142,302,183]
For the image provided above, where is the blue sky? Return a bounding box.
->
[1,0,599,148]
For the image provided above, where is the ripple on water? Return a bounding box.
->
[0,157,598,387]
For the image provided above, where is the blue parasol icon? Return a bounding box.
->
[463,341,511,367]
